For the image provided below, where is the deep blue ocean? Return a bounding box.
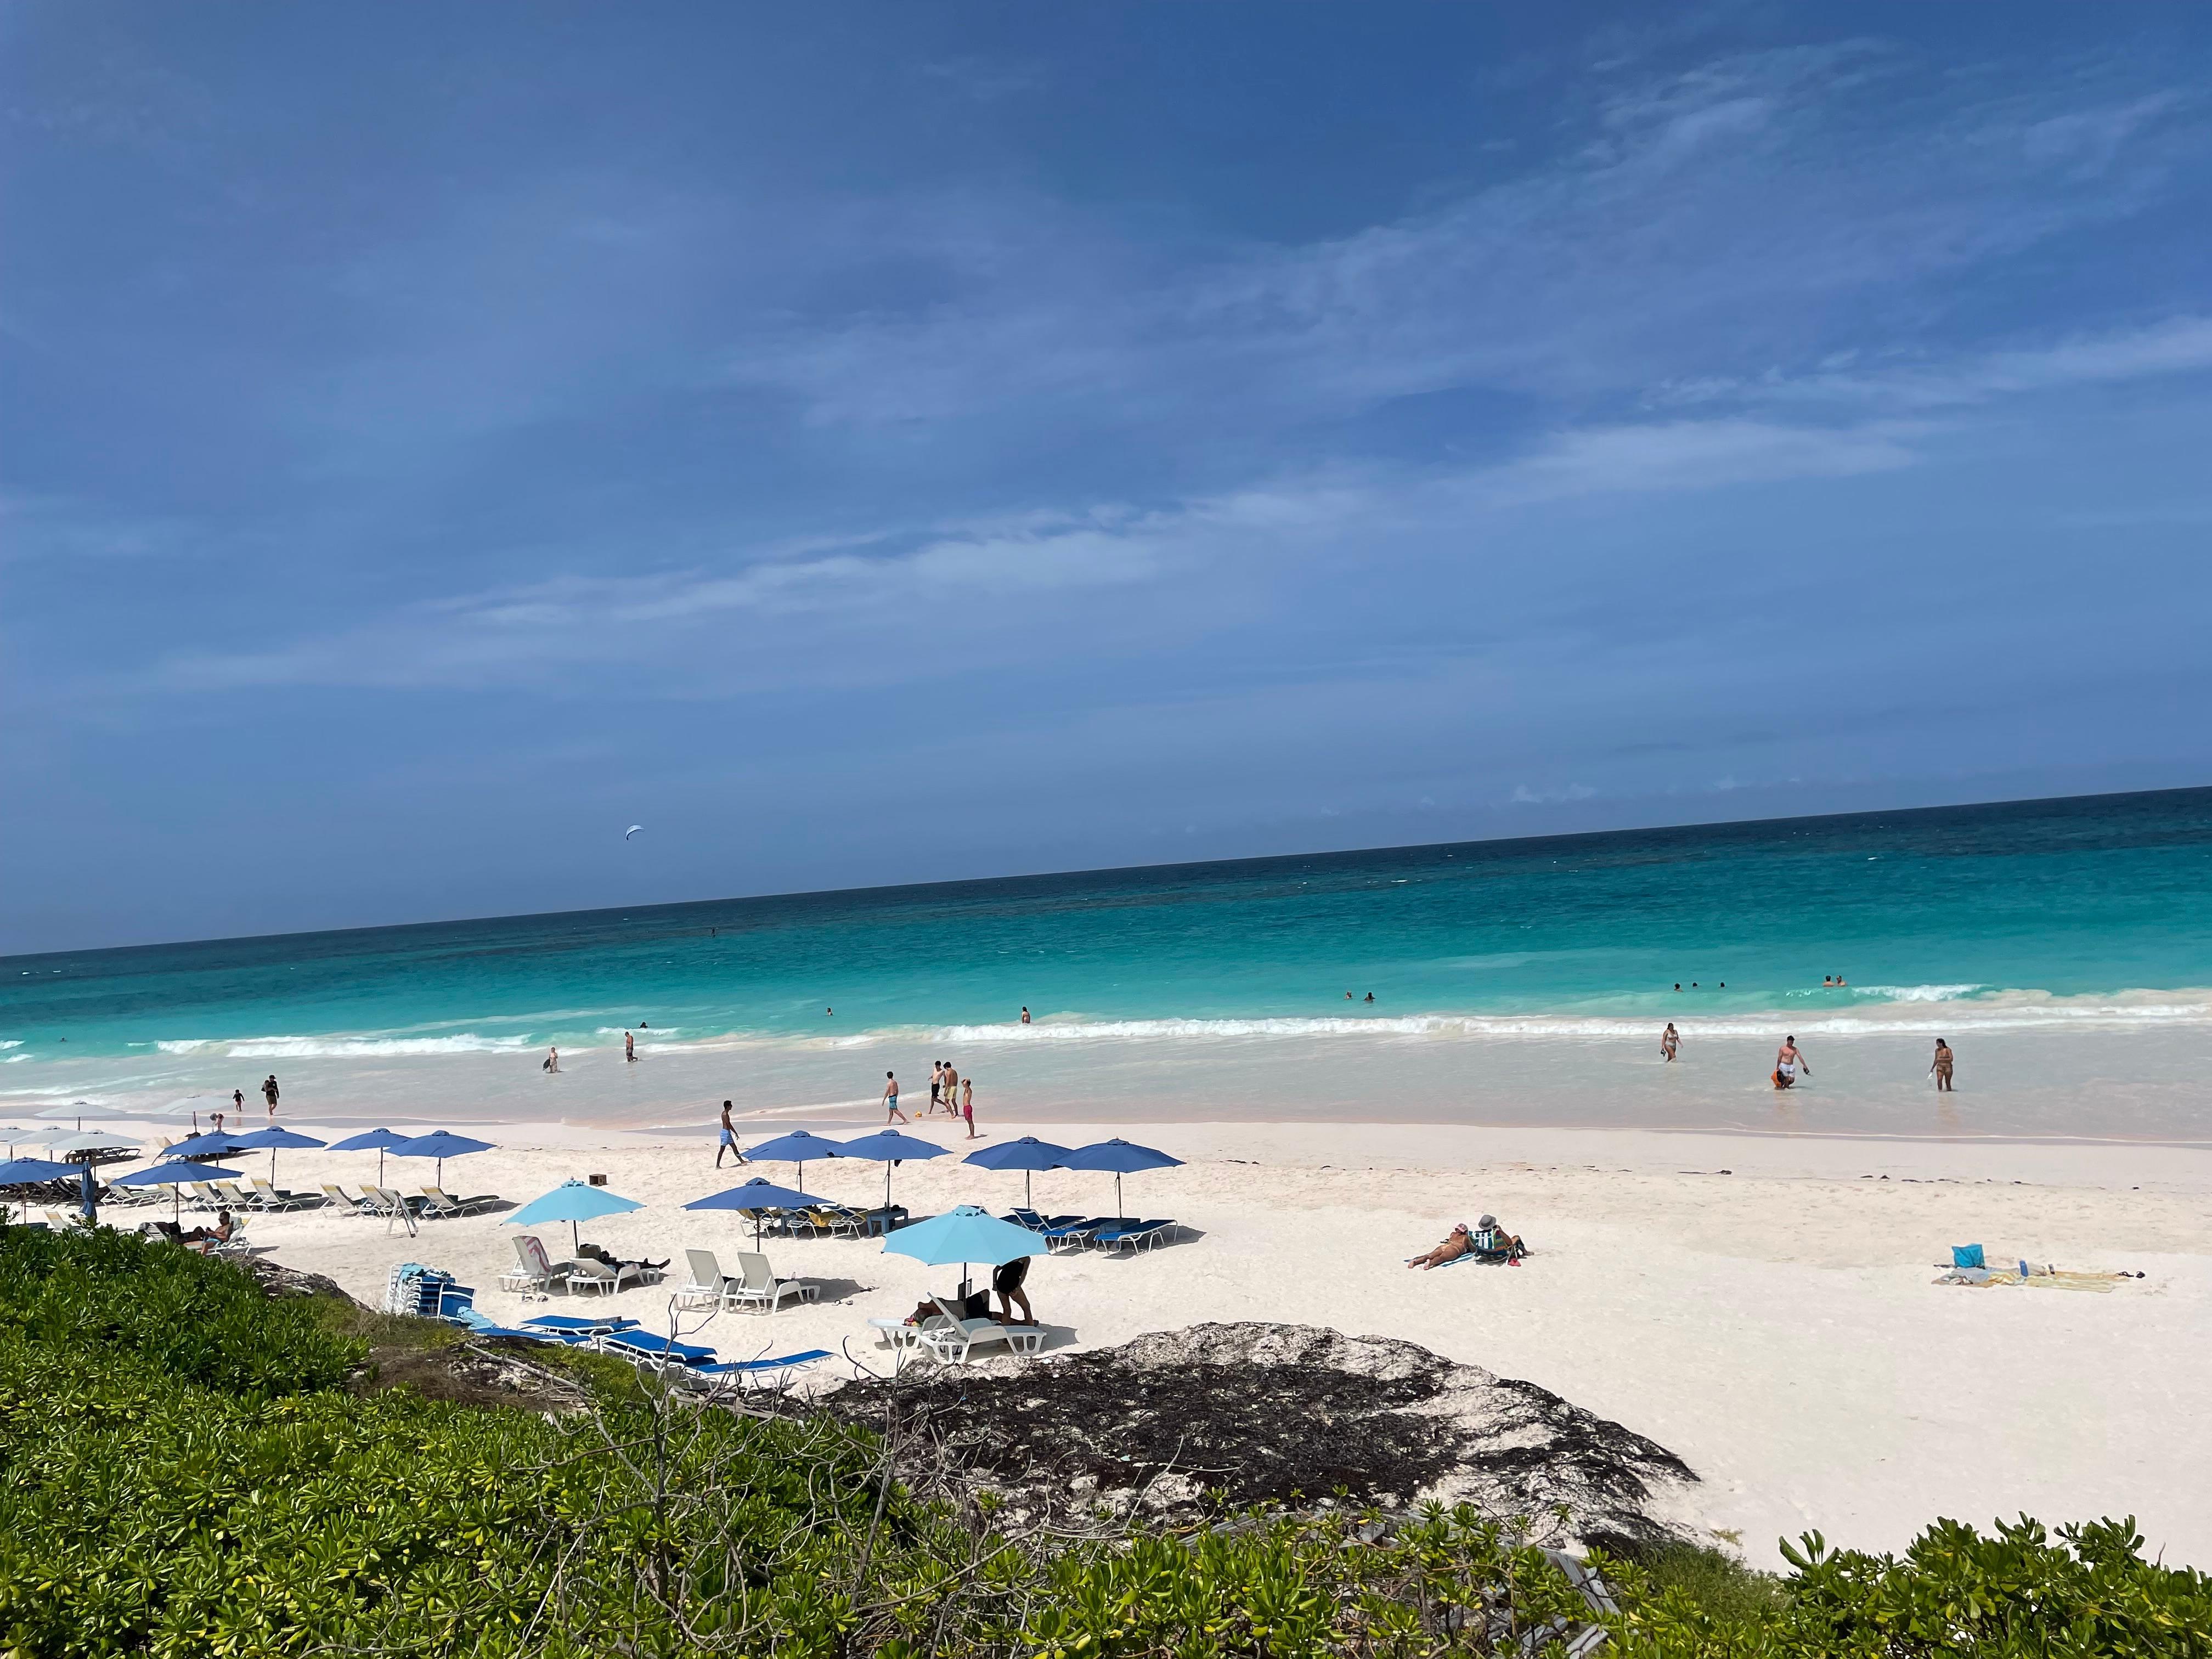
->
[6,789,2211,1073]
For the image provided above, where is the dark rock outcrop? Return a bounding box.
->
[826,1322,1696,1547]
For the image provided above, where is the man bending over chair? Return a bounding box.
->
[994,1255,1035,1325]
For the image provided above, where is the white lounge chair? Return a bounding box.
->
[917,1294,1045,1364]
[562,1257,646,1297]
[419,1186,500,1218]
[320,1183,375,1215]
[499,1234,567,1297]
[675,1248,730,1311]
[724,1251,819,1314]
[247,1178,320,1211]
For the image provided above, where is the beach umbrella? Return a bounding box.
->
[229,1125,326,1186]
[328,1127,415,1185]
[961,1136,1073,1210]
[504,1178,642,1254]
[1057,1138,1184,1222]
[833,1129,947,1212]
[741,1130,845,1193]
[111,1160,249,1225]
[388,1130,493,1189]
[685,1176,819,1248]
[0,1127,46,1146]
[163,1131,251,1161]
[0,1155,80,1225]
[882,1203,1046,1301]
[41,1129,142,1161]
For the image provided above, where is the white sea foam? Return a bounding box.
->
[0,1041,23,1051]
[1851,984,1986,1002]
[155,1034,538,1059]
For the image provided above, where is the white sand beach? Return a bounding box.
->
[134,1114,2212,1573]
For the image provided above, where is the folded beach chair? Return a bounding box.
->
[724,1250,820,1314]
[918,1294,1043,1364]
[370,1185,428,1219]
[1093,1218,1177,1254]
[418,1185,500,1218]
[499,1234,568,1297]
[1041,1216,1113,1253]
[320,1183,374,1216]
[249,1177,321,1211]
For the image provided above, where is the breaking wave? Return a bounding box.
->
[155,1034,538,1059]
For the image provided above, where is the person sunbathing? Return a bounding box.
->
[1406,1223,1474,1269]
[575,1242,668,1273]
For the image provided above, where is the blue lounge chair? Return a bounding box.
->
[1093,1218,1178,1254]
[679,1348,833,1390]
[1005,1209,1076,1232]
[523,1313,640,1336]
[445,1306,591,1345]
[1041,1216,1113,1252]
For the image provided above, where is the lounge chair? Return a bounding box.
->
[1005,1209,1075,1232]
[917,1293,1044,1364]
[208,1217,255,1257]
[445,1306,590,1345]
[562,1258,646,1297]
[723,1250,819,1314]
[320,1183,375,1215]
[419,1186,501,1218]
[213,1180,255,1209]
[522,1313,639,1338]
[800,1204,864,1240]
[249,1178,321,1211]
[594,1329,719,1372]
[675,1248,730,1311]
[1093,1218,1178,1254]
[186,1182,223,1211]
[1041,1216,1113,1253]
[499,1234,568,1297]
[669,1349,832,1393]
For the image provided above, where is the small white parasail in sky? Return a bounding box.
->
[624,825,644,839]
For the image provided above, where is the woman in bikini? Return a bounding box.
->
[1660,1023,1679,1062]
[1930,1039,1954,1092]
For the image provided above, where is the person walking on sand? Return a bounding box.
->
[929,1061,943,1116]
[1773,1035,1809,1090]
[1929,1038,1955,1092]
[1660,1023,1679,1062]
[624,1030,635,1064]
[233,1087,246,1121]
[883,1071,907,1124]
[961,1075,976,1138]
[262,1074,280,1116]
[941,1062,960,1119]
[716,1099,743,1166]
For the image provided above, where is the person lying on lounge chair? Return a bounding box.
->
[179,1210,235,1251]
[905,1289,991,1325]
[993,1255,1035,1325]
[1406,1222,1473,1270]
[575,1241,668,1274]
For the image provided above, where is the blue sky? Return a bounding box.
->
[6,6,2212,951]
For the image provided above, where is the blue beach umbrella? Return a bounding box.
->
[165,1131,250,1160]
[1057,1139,1184,1222]
[111,1160,250,1224]
[961,1136,1073,1210]
[742,1130,845,1193]
[328,1127,416,1184]
[685,1175,820,1247]
[505,1178,643,1254]
[389,1131,494,1188]
[0,1155,79,1224]
[833,1129,947,1211]
[882,1203,1046,1300]
[230,1126,325,1186]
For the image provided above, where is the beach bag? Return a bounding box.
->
[1951,1244,1985,1270]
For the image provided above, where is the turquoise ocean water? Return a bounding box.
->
[7,789,2211,1078]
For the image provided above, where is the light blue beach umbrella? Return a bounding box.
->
[882,1203,1046,1300]
[833,1129,947,1211]
[230,1126,326,1186]
[505,1178,643,1254]
[1057,1138,1184,1222]
[111,1160,250,1224]
[961,1136,1072,1210]
[328,1127,416,1184]
[742,1130,845,1193]
[388,1130,494,1188]
[685,1176,820,1247]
